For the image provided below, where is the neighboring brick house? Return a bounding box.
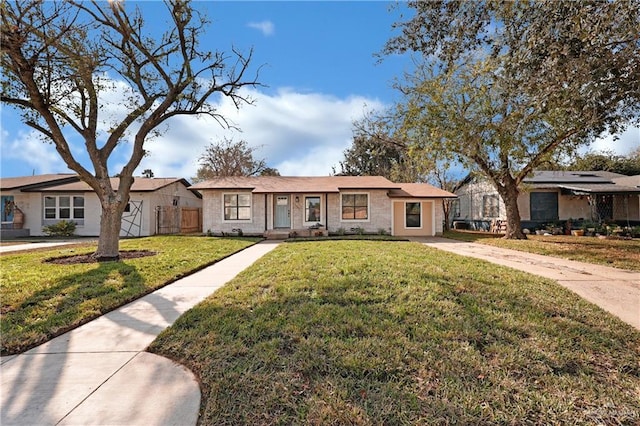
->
[190,176,456,238]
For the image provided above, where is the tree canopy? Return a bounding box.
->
[335,113,430,182]
[1,0,259,259]
[195,138,276,181]
[566,148,640,176]
[384,0,640,238]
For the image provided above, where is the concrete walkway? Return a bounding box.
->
[0,240,94,254]
[1,240,280,426]
[413,237,640,330]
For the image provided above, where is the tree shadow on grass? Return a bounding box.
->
[2,260,148,355]
[1,259,187,425]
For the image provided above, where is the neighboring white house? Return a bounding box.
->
[453,171,640,230]
[0,174,202,237]
[190,176,457,238]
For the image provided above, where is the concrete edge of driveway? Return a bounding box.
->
[412,237,640,331]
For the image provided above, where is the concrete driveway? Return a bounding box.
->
[413,237,640,330]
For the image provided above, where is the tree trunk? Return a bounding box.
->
[496,181,527,239]
[94,202,123,261]
[442,199,451,231]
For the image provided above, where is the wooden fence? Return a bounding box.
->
[156,206,202,234]
[180,207,202,234]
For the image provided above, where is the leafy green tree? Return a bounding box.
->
[336,113,431,182]
[195,138,275,181]
[1,0,258,259]
[385,0,640,238]
[338,109,459,229]
[567,149,640,176]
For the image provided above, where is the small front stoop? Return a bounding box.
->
[264,230,291,240]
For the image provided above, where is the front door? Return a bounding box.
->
[274,195,291,228]
[1,196,14,223]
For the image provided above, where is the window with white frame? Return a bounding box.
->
[405,202,421,228]
[482,194,500,218]
[341,193,368,220]
[224,193,251,221]
[44,196,84,220]
[305,196,321,222]
[452,199,461,218]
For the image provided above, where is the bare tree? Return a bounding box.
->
[194,138,275,180]
[1,1,259,259]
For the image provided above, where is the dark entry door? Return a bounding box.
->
[530,192,558,221]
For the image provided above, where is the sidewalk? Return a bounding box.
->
[413,237,640,330]
[1,240,280,426]
[0,240,94,254]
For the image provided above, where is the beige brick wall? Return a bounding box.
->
[434,200,444,234]
[326,190,392,234]
[202,190,266,235]
[201,189,449,236]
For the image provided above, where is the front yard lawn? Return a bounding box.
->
[0,236,258,354]
[444,230,640,271]
[150,240,640,425]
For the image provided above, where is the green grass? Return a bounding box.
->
[0,236,258,354]
[444,230,640,271]
[150,241,640,425]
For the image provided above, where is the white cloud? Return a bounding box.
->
[135,87,385,179]
[7,74,634,181]
[1,129,68,175]
[586,125,640,155]
[1,77,383,179]
[247,20,275,37]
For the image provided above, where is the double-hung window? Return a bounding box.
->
[305,196,321,222]
[341,193,368,220]
[44,196,84,220]
[405,202,421,228]
[224,193,251,221]
[482,195,499,218]
[452,199,461,218]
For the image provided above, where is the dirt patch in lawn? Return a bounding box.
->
[44,250,157,264]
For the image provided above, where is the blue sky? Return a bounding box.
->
[1,1,638,179]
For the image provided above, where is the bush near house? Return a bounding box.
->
[42,220,77,237]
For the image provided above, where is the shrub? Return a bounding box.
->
[42,220,76,237]
[351,226,365,235]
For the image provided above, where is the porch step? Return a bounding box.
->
[264,230,291,240]
[0,228,31,239]
[264,228,328,240]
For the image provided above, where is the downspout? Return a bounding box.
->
[264,194,268,231]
